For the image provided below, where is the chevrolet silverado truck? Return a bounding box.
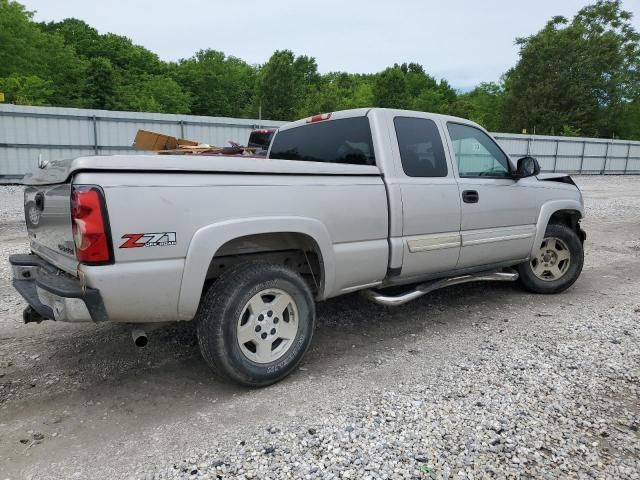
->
[10,108,586,387]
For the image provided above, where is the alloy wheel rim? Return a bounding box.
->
[236,288,299,364]
[530,237,571,281]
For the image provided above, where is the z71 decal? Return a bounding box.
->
[120,232,177,248]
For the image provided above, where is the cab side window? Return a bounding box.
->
[447,123,511,177]
[394,117,448,177]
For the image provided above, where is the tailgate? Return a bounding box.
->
[24,183,78,275]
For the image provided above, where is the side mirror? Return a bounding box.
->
[515,156,540,179]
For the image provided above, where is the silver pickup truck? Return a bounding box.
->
[10,108,585,386]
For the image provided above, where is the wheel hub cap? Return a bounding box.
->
[530,237,571,281]
[237,288,299,364]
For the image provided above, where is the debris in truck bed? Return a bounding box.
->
[132,129,200,151]
[132,129,257,156]
[157,141,256,156]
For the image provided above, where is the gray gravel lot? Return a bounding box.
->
[0,176,639,479]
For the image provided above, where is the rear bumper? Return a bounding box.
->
[9,254,107,323]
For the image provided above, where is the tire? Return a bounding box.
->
[518,223,584,294]
[195,261,316,387]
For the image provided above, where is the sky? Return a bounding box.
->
[21,0,640,91]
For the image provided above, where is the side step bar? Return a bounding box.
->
[362,269,519,307]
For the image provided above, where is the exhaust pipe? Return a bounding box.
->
[131,327,148,348]
[362,269,519,307]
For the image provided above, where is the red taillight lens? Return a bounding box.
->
[71,186,113,265]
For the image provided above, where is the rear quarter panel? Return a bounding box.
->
[74,171,389,322]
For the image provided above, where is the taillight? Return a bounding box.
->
[70,185,113,265]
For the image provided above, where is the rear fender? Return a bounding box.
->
[178,216,335,320]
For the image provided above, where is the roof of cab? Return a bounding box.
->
[278,108,371,131]
[277,108,482,132]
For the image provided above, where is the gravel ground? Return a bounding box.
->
[0,176,639,479]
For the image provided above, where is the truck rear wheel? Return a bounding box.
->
[196,262,315,387]
[518,223,584,294]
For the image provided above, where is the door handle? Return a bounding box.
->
[462,190,479,203]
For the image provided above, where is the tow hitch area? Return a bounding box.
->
[10,254,107,323]
[23,306,47,324]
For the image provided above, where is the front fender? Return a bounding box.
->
[531,200,585,257]
[177,216,335,320]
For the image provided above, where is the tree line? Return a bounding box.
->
[1,0,638,139]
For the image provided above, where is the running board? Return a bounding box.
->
[361,269,519,307]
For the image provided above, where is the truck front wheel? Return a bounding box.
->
[196,262,316,387]
[518,223,584,294]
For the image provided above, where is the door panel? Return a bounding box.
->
[444,122,540,269]
[400,180,461,277]
[457,179,539,230]
[456,176,538,268]
[459,223,536,267]
[391,116,462,280]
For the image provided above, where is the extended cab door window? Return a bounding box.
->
[269,117,375,165]
[394,117,448,177]
[447,123,511,178]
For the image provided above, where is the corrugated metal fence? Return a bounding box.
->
[1,104,639,182]
[494,132,640,175]
[0,104,284,182]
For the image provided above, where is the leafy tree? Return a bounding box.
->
[346,78,375,109]
[559,125,583,137]
[502,0,640,138]
[41,17,178,111]
[619,98,640,139]
[413,84,458,113]
[372,67,410,109]
[460,82,505,131]
[299,72,375,115]
[41,19,164,76]
[0,74,53,105]
[1,0,638,140]
[256,50,320,120]
[174,50,255,117]
[84,57,116,109]
[0,0,43,77]
[412,88,449,113]
[0,0,87,106]
[400,63,439,98]
[113,75,191,114]
[371,63,465,116]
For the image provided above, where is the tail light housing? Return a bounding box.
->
[71,185,113,265]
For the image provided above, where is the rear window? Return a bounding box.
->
[248,130,275,149]
[269,117,375,166]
